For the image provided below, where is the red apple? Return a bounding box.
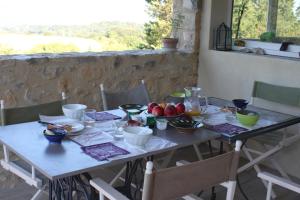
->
[164,105,177,116]
[148,102,158,113]
[152,106,164,117]
[175,103,185,114]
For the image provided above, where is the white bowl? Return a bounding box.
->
[62,104,87,120]
[123,126,152,146]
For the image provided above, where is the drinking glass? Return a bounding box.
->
[156,119,168,130]
[84,109,96,128]
[113,121,127,141]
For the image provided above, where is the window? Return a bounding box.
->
[0,0,150,55]
[232,0,300,44]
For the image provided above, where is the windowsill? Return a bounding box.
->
[209,49,300,62]
[0,49,193,61]
[232,40,300,59]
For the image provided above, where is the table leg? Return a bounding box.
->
[115,158,147,200]
[49,180,53,200]
[48,174,94,200]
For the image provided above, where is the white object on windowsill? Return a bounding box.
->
[233,40,300,59]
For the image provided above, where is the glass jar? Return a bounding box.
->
[184,87,208,116]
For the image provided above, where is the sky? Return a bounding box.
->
[0,0,150,26]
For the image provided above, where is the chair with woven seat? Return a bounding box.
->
[90,140,242,200]
[238,81,300,198]
[0,92,66,200]
[100,80,150,111]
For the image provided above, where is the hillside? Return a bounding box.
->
[0,22,145,54]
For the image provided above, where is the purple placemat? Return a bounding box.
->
[87,112,122,121]
[81,142,129,161]
[204,123,248,137]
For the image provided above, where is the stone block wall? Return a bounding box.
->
[0,50,198,188]
[0,50,197,109]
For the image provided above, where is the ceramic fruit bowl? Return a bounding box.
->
[236,110,259,126]
[168,117,203,134]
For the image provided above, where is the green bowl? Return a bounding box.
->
[170,92,185,98]
[236,110,259,126]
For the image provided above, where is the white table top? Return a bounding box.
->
[0,109,220,180]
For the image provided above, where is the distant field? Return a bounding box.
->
[0,33,102,53]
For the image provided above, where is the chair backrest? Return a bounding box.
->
[100,80,150,110]
[0,92,66,126]
[252,81,300,107]
[142,141,242,200]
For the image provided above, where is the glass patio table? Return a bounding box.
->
[0,109,220,200]
[208,97,300,143]
[0,97,299,200]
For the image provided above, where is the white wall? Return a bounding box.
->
[198,0,300,178]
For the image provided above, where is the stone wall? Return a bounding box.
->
[0,50,198,188]
[0,50,197,109]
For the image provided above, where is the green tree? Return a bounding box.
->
[232,0,249,39]
[232,0,300,42]
[297,6,300,18]
[139,0,173,49]
[0,44,16,55]
[276,0,300,38]
[28,43,79,54]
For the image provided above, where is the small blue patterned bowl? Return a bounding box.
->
[43,129,66,144]
[232,99,249,110]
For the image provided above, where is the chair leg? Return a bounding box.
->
[110,165,126,186]
[99,193,105,200]
[261,143,291,181]
[3,145,9,162]
[30,187,45,200]
[193,144,203,160]
[225,181,236,200]
[266,182,273,200]
[160,150,176,168]
[241,146,277,199]
[269,158,290,180]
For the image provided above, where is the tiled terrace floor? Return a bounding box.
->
[1,145,300,200]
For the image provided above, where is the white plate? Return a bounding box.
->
[59,122,85,136]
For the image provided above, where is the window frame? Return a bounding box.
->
[229,0,300,59]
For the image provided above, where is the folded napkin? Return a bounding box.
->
[204,123,248,137]
[87,112,122,121]
[81,142,129,161]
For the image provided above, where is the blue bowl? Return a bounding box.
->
[232,99,249,110]
[43,130,66,144]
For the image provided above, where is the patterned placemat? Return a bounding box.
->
[87,112,122,121]
[204,123,249,137]
[81,142,129,161]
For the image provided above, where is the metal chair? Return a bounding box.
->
[238,81,300,198]
[98,80,150,187]
[0,92,66,200]
[258,171,300,200]
[90,140,242,200]
[100,80,150,111]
